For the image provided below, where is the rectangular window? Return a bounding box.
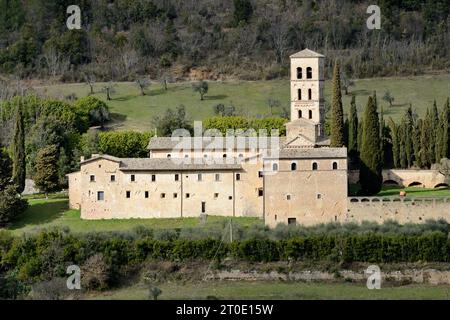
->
[186,193,190,198]
[145,191,149,198]
[258,188,264,197]
[110,175,116,182]
[175,174,179,181]
[298,89,301,100]
[201,201,206,213]
[214,193,219,199]
[287,195,291,200]
[215,174,220,181]
[126,191,131,198]
[90,175,95,182]
[228,196,232,200]
[151,175,156,182]
[288,218,297,225]
[131,174,135,182]
[97,191,104,201]
[198,174,202,181]
[317,193,322,199]
[258,171,263,178]
[173,193,178,198]
[236,173,241,181]
[161,193,166,198]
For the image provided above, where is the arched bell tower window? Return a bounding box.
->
[308,110,312,119]
[298,110,302,118]
[298,89,302,100]
[291,163,297,171]
[308,88,312,100]
[312,162,318,170]
[297,67,302,79]
[272,163,278,171]
[307,67,312,79]
[333,162,338,170]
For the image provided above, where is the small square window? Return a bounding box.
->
[173,193,178,198]
[90,175,95,182]
[175,174,179,181]
[317,194,322,199]
[126,191,131,198]
[151,175,156,182]
[236,173,241,181]
[131,175,135,182]
[186,193,190,198]
[258,171,263,178]
[110,175,116,182]
[258,188,264,197]
[161,193,166,198]
[98,164,102,168]
[228,196,232,200]
[214,193,219,199]
[288,218,297,225]
[97,191,104,201]
[145,191,149,198]
[287,195,291,200]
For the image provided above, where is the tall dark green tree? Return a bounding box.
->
[388,118,400,168]
[330,60,345,147]
[12,101,26,194]
[430,100,439,163]
[439,98,450,159]
[359,96,382,195]
[348,95,358,163]
[233,0,253,25]
[33,145,60,198]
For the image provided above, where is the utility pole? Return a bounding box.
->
[229,218,233,243]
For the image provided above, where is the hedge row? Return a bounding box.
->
[203,116,287,136]
[1,231,449,280]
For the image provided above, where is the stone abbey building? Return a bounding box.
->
[68,49,349,227]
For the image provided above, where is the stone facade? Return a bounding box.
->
[68,49,349,226]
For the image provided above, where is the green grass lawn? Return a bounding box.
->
[6,198,261,235]
[36,74,450,131]
[348,184,450,198]
[89,281,450,300]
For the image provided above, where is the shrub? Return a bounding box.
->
[81,254,110,291]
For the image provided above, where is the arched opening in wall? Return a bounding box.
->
[306,67,312,79]
[297,67,302,79]
[272,163,278,171]
[434,183,450,189]
[298,89,302,100]
[332,162,338,170]
[291,163,297,171]
[223,154,227,158]
[298,110,302,118]
[312,162,318,170]
[382,180,400,186]
[308,110,312,119]
[408,181,423,187]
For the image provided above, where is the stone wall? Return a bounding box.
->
[346,197,450,224]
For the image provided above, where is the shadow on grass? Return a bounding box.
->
[205,95,228,100]
[350,89,371,96]
[9,200,69,230]
[114,95,135,102]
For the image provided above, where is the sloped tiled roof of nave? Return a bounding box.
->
[81,154,242,171]
[147,136,287,150]
[290,48,325,58]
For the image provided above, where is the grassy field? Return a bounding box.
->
[348,184,450,198]
[7,198,261,235]
[89,281,450,300]
[36,74,450,131]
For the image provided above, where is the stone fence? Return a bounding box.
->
[346,196,450,224]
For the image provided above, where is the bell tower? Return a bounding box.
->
[286,49,326,145]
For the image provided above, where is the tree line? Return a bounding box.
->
[0,0,448,83]
[328,60,450,195]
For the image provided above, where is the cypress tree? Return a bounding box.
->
[357,120,364,153]
[431,100,439,163]
[399,123,407,168]
[359,96,382,195]
[379,104,385,167]
[348,95,358,162]
[330,60,345,147]
[440,98,450,159]
[414,120,422,168]
[388,118,399,168]
[12,101,26,194]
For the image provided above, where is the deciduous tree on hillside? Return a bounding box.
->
[34,145,60,198]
